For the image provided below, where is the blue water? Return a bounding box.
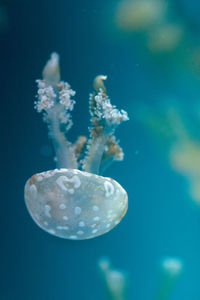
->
[1,0,200,299]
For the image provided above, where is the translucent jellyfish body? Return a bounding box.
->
[25,53,129,240]
[25,169,128,239]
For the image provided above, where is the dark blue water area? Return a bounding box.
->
[1,0,200,299]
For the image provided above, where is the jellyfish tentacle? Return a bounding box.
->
[83,133,109,174]
[153,257,183,300]
[35,53,77,169]
[47,106,77,169]
[100,136,124,174]
[73,136,87,158]
[98,257,128,300]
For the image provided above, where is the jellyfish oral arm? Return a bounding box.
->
[82,76,129,175]
[35,53,77,169]
[47,107,77,169]
[82,133,109,174]
[35,56,128,175]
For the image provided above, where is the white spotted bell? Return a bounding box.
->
[25,169,128,239]
[24,53,129,240]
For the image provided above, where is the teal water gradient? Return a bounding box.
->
[1,0,200,299]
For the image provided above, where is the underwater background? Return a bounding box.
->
[1,0,200,299]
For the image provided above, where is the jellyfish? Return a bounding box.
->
[97,256,183,300]
[24,53,129,240]
[138,102,200,204]
[153,257,183,300]
[98,257,128,300]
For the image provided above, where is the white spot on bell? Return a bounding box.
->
[30,184,37,199]
[74,206,81,215]
[56,176,69,191]
[92,205,99,211]
[57,225,69,230]
[104,181,114,197]
[56,175,81,192]
[44,205,51,218]
[35,213,40,220]
[36,175,43,182]
[70,235,77,239]
[77,230,84,235]
[59,203,66,210]
[48,229,56,234]
[78,221,85,227]
[73,175,81,188]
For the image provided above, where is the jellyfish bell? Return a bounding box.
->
[24,168,128,240]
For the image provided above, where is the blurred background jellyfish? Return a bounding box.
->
[153,257,183,300]
[138,102,200,205]
[98,257,129,300]
[98,256,183,300]
[114,0,184,54]
[147,23,183,53]
[115,0,166,32]
[104,0,200,80]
